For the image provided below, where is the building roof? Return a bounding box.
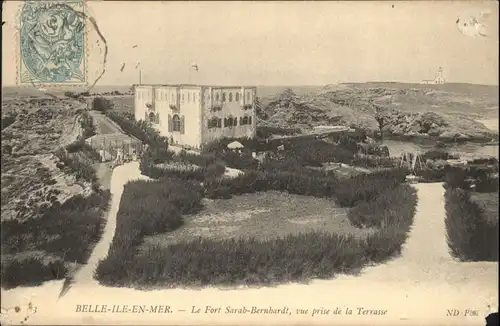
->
[132,83,257,89]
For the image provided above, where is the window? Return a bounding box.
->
[241,115,252,125]
[247,92,250,101]
[216,93,220,101]
[208,117,221,129]
[193,92,197,102]
[171,94,174,102]
[187,92,190,103]
[222,92,226,102]
[182,93,185,102]
[229,92,233,102]
[225,117,235,127]
[148,112,156,124]
[172,114,181,131]
[236,93,240,102]
[233,117,237,126]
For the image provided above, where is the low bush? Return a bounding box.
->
[175,151,218,168]
[130,232,369,287]
[333,168,407,207]
[55,148,98,184]
[1,257,67,290]
[80,112,96,139]
[421,149,456,161]
[65,140,101,163]
[444,188,498,261]
[350,154,396,168]
[98,177,417,287]
[348,185,417,228]
[1,191,111,263]
[284,139,356,167]
[95,179,203,283]
[104,111,167,147]
[1,113,17,130]
[64,91,81,99]
[92,97,114,112]
[96,142,414,288]
[468,157,499,166]
[256,126,301,138]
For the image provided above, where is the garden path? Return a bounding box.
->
[1,176,496,326]
[71,162,151,285]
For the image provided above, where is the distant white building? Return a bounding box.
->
[421,67,446,85]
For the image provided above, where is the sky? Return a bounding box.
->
[2,0,499,86]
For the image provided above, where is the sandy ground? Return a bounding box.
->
[476,118,499,133]
[1,164,497,326]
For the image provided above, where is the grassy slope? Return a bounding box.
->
[1,88,111,289]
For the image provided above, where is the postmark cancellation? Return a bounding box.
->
[17,0,87,86]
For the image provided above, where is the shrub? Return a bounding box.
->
[92,97,114,112]
[55,148,98,184]
[256,126,301,138]
[350,154,396,168]
[1,258,67,289]
[348,185,417,228]
[333,168,407,207]
[96,144,415,288]
[1,113,17,130]
[421,150,454,161]
[80,112,96,139]
[284,139,356,167]
[2,190,110,267]
[64,91,81,99]
[444,188,498,261]
[95,179,203,282]
[104,111,167,148]
[469,157,498,166]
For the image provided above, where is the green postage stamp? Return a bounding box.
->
[17,0,87,86]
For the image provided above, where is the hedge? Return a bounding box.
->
[444,187,498,261]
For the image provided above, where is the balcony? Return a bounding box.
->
[210,105,222,112]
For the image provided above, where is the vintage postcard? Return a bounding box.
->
[1,1,498,325]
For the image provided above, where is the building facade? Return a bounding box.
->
[134,84,257,149]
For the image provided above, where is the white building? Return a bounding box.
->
[421,67,446,85]
[134,84,257,150]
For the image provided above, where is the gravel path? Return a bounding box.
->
[1,171,497,325]
[71,162,151,285]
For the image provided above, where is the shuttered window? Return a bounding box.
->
[180,116,185,134]
[172,115,181,132]
[168,114,172,132]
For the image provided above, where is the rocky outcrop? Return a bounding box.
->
[258,86,498,142]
